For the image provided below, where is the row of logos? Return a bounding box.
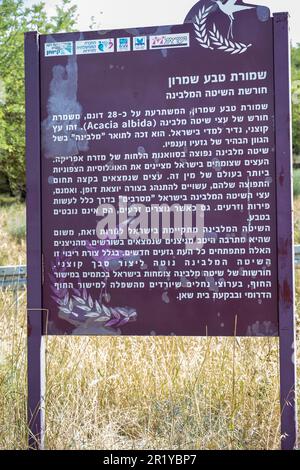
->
[45,33,190,57]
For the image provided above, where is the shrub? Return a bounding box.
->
[293,168,300,198]
[6,204,26,243]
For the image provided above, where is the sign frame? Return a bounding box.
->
[24,8,297,450]
[25,31,45,449]
[273,13,297,451]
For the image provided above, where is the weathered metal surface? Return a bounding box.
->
[25,31,45,450]
[39,1,279,337]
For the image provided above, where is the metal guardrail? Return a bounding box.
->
[0,265,27,288]
[295,245,300,267]
[1,246,300,288]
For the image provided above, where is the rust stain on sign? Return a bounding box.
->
[281,279,292,305]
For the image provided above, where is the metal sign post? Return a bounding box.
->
[274,13,297,450]
[24,1,297,450]
[25,31,45,450]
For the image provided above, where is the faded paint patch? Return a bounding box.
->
[72,325,120,335]
[162,291,170,303]
[42,55,88,158]
[246,321,278,336]
[256,6,270,22]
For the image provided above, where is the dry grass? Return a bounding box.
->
[0,201,299,450]
[0,201,26,265]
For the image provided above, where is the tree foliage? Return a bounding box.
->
[0,0,77,198]
[0,4,300,197]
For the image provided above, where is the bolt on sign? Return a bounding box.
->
[25,0,297,450]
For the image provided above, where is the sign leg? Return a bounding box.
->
[28,315,45,449]
[279,329,297,450]
[25,31,44,450]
